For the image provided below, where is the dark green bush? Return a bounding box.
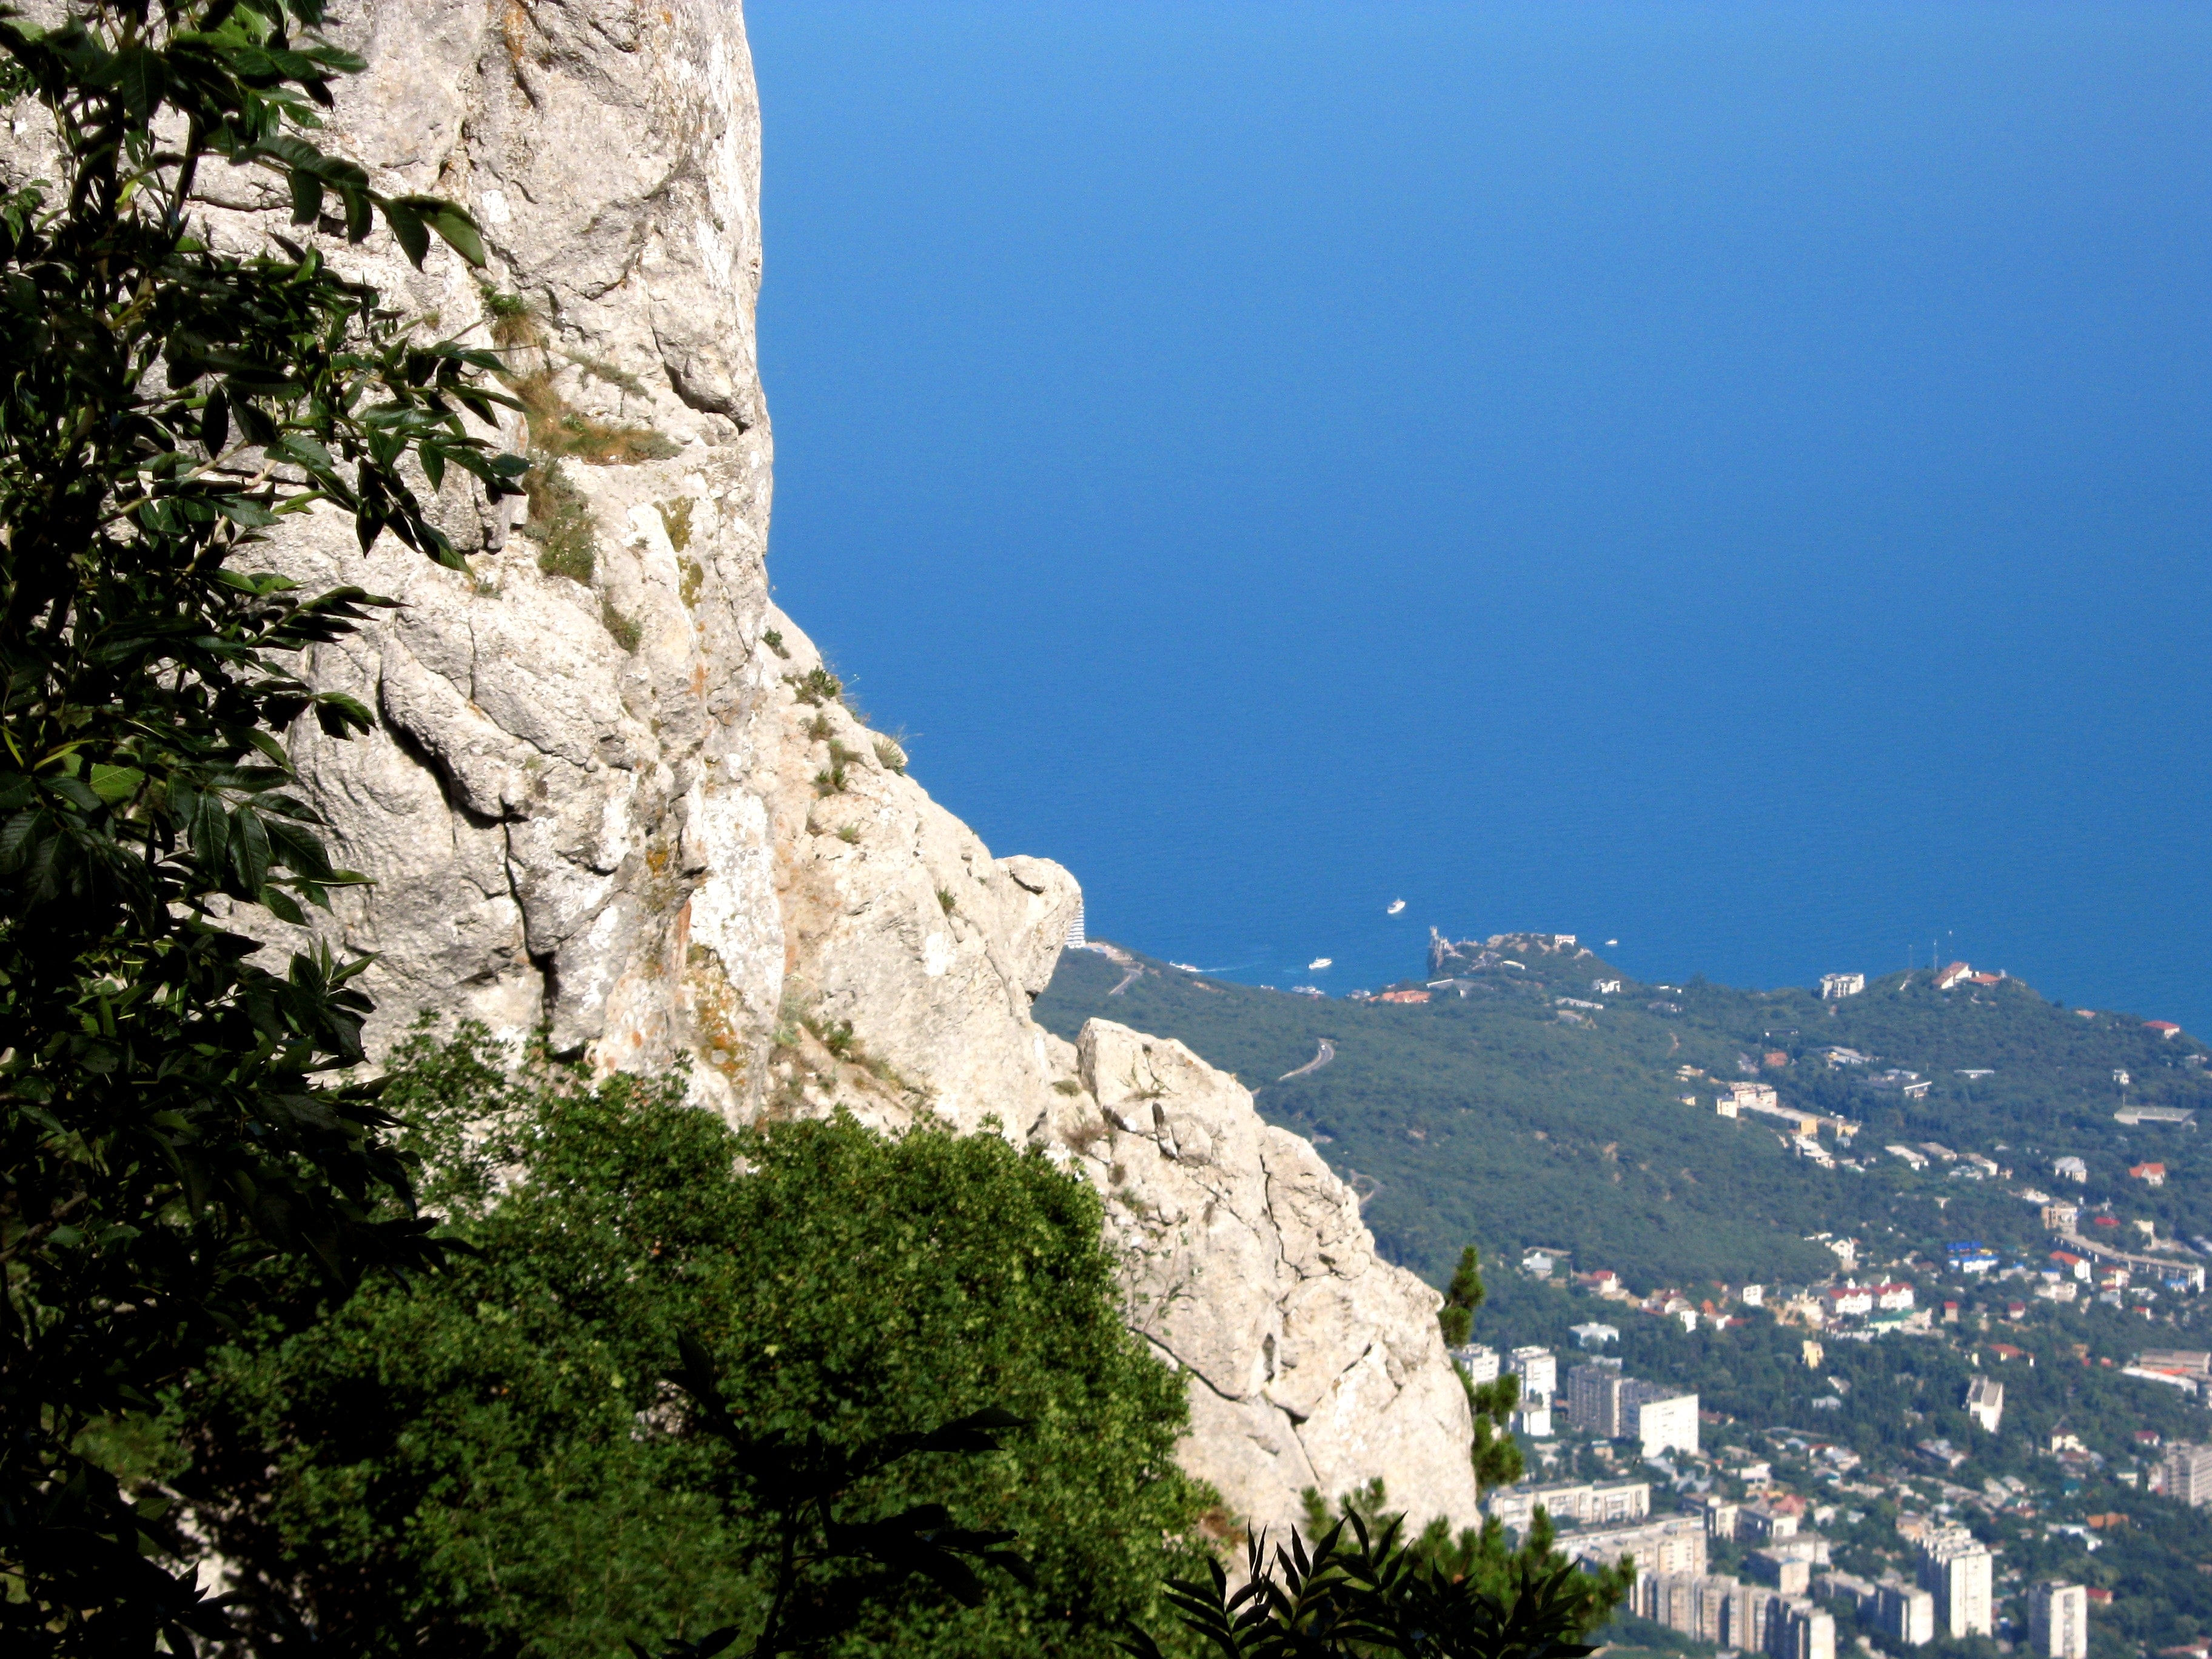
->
[179,1029,1209,1659]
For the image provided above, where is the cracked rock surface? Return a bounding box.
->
[57,0,1478,1539]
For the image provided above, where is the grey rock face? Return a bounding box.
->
[158,0,1476,1538]
[1070,1021,1482,1535]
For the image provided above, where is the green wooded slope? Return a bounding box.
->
[1033,942,2210,1293]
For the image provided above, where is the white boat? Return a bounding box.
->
[1168,961,1201,973]
[1308,957,1332,971]
[1387,900,1406,915]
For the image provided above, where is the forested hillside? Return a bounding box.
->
[1034,940,2211,1293]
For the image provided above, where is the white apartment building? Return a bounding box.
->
[1510,1346,1558,1401]
[1918,1530,1994,1638]
[1820,973,1866,999]
[1483,1478,1650,1531]
[1451,1343,1501,1385]
[1510,1346,1557,1436]
[1628,1389,1701,1459]
[2029,1582,2089,1659]
[1875,1583,1936,1647]
[1567,1515,1707,1579]
[2157,1443,2212,1507]
[1965,1376,2005,1433]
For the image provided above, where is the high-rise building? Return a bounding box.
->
[1510,1346,1557,1437]
[1509,1346,1558,1401]
[1564,1362,1695,1456]
[2029,1582,2089,1659]
[1918,1530,1993,1638]
[1625,1383,1700,1458]
[1634,1574,1830,1659]
[1875,1583,1936,1647]
[1566,1516,1707,1580]
[2158,1443,2212,1507]
[1063,899,1086,949]
[1780,1604,1837,1659]
[1569,1361,1627,1435]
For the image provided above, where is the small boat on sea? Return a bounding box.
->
[1168,962,1201,973]
[1387,900,1406,915]
[1308,957,1332,971]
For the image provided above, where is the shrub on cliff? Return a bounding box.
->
[176,1028,1210,1659]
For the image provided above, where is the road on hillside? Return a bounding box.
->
[1279,1039,1336,1082]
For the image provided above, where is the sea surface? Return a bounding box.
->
[746,3,2212,1027]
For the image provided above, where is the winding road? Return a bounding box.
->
[1278,1039,1336,1082]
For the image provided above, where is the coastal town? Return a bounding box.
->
[1470,1225,2210,1659]
[1041,937,2212,1659]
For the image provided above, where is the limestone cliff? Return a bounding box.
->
[163,0,1478,1537]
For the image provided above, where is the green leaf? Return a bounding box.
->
[87,765,144,805]
[200,389,230,455]
[116,44,165,121]
[287,164,323,226]
[380,196,428,268]
[259,885,305,926]
[413,197,488,267]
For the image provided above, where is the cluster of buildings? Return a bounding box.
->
[1453,1347,1700,1458]
[1483,1476,1650,1532]
[1575,1510,2016,1659]
[2152,1440,2212,1504]
[1579,1503,1841,1659]
[1566,1358,1700,1458]
[1706,1081,1860,1163]
[1626,1567,1838,1659]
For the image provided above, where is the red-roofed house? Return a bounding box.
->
[2093,1214,2122,1228]
[1935,962,1973,991]
[2146,1021,2183,1039]
[2131,1162,2168,1187]
[1376,989,1431,1004]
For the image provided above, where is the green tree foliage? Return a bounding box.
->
[1298,1480,1631,1633]
[0,0,523,1648]
[1439,1245,1484,1348]
[1035,946,2212,1293]
[176,1028,1209,1659]
[655,1335,1036,1658]
[1467,1370,1524,1493]
[1430,1243,1521,1492]
[1128,1500,1624,1659]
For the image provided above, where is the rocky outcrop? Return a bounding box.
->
[1070,1022,1480,1532]
[162,0,1477,1538]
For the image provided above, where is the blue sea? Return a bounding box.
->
[748,3,2212,1028]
